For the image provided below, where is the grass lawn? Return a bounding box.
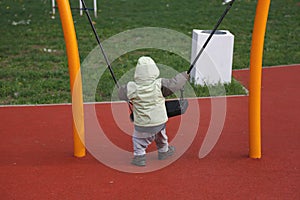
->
[0,0,299,104]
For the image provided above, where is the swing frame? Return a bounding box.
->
[80,0,235,120]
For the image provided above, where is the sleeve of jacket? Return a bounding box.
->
[161,71,189,97]
[118,84,129,101]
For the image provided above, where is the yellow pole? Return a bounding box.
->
[57,0,86,157]
[249,0,271,158]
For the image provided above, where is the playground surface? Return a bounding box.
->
[1,64,299,199]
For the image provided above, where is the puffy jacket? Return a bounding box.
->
[118,56,189,127]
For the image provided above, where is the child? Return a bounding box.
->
[118,56,189,166]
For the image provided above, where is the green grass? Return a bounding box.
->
[0,0,299,104]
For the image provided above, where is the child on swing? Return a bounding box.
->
[118,56,189,166]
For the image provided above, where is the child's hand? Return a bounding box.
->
[184,71,190,80]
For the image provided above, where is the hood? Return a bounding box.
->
[134,56,160,83]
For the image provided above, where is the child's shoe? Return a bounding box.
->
[158,146,175,160]
[131,155,146,166]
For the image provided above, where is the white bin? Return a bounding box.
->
[190,30,234,85]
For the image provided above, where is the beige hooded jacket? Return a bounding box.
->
[119,56,189,127]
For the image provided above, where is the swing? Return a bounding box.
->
[80,0,235,120]
[128,88,188,121]
[165,89,188,118]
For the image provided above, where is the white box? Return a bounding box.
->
[190,30,234,85]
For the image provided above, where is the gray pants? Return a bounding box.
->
[132,128,168,156]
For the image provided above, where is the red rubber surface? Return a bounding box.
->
[0,65,299,199]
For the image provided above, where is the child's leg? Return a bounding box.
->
[132,130,155,156]
[154,128,168,153]
[155,128,175,160]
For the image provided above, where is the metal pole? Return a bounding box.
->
[94,0,97,18]
[52,0,55,15]
[79,0,83,16]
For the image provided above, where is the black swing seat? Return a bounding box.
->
[165,98,188,118]
[166,88,188,118]
[129,98,188,122]
[129,88,188,121]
